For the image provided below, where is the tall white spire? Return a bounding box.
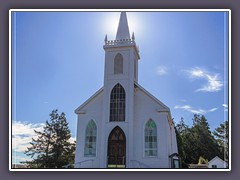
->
[115,12,130,40]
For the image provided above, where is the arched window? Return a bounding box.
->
[84,120,97,156]
[109,83,125,122]
[144,119,157,157]
[114,53,123,74]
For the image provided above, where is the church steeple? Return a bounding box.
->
[115,12,130,40]
[103,11,140,83]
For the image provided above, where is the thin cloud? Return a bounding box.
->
[174,105,218,114]
[185,67,223,92]
[12,121,76,153]
[222,104,228,111]
[179,99,187,102]
[69,137,76,143]
[222,104,228,108]
[12,121,45,152]
[190,68,205,77]
[209,108,218,112]
[156,66,167,76]
[12,153,32,164]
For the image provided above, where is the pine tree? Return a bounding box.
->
[24,109,75,168]
[213,121,229,165]
[190,114,221,163]
[175,117,189,168]
[175,114,222,167]
[176,117,188,134]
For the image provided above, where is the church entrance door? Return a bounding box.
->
[107,126,126,168]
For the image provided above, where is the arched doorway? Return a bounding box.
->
[107,126,126,168]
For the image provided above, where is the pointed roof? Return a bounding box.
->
[116,12,130,40]
[208,156,227,164]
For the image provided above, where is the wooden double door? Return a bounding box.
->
[107,126,126,168]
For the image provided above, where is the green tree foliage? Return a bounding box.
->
[191,114,221,163]
[23,109,76,168]
[175,114,224,168]
[213,121,229,164]
[175,117,189,168]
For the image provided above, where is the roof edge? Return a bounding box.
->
[134,82,175,126]
[75,87,103,114]
[208,156,227,164]
[134,82,170,111]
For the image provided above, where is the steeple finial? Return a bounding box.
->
[115,12,130,40]
[132,32,135,40]
[105,34,108,42]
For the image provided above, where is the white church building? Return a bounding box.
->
[74,12,178,168]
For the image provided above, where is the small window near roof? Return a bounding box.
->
[212,165,217,168]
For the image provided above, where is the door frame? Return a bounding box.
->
[107,126,126,168]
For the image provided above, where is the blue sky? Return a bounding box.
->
[11,11,229,164]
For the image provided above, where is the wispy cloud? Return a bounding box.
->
[222,104,228,108]
[12,121,76,153]
[222,104,228,111]
[185,67,223,92]
[12,152,33,164]
[69,137,76,143]
[174,105,218,114]
[209,108,218,112]
[12,121,76,164]
[179,99,187,102]
[12,121,45,153]
[156,66,168,76]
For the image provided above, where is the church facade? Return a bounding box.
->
[74,12,178,168]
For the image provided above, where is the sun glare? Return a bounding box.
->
[102,12,143,40]
[102,12,120,39]
[127,12,143,37]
